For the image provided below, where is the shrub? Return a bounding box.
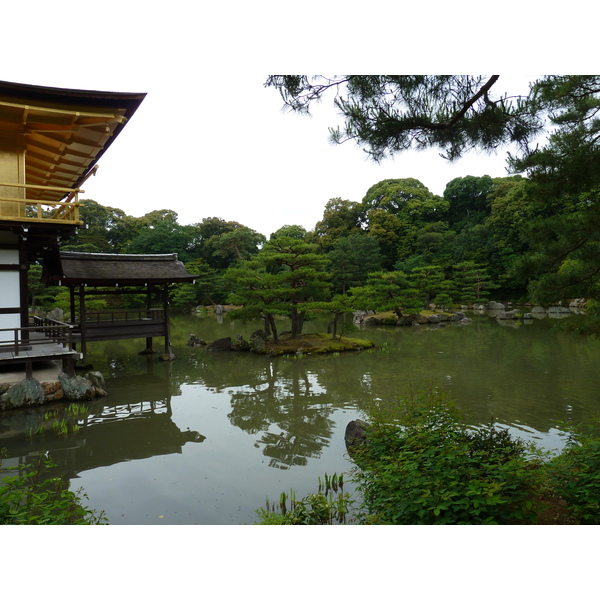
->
[547,422,600,524]
[0,451,106,525]
[351,394,543,524]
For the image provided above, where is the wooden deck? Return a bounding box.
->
[0,325,81,378]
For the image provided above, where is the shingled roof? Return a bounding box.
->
[44,251,196,286]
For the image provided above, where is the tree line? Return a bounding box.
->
[27,171,555,334]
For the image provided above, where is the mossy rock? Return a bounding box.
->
[2,379,46,409]
[258,333,375,357]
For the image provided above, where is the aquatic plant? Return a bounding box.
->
[67,403,88,418]
[0,451,106,525]
[258,474,351,525]
[53,419,69,438]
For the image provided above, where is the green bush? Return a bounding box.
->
[547,422,600,524]
[0,451,106,525]
[351,395,543,524]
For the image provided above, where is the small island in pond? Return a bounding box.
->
[197,330,375,357]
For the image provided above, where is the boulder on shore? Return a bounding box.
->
[206,337,232,351]
[0,371,108,411]
[345,419,370,450]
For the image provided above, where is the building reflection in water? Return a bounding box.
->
[0,373,204,479]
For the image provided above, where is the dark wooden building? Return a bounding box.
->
[42,251,196,361]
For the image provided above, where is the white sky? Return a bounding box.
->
[3,2,589,238]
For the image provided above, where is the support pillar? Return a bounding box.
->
[163,284,172,356]
[145,286,153,353]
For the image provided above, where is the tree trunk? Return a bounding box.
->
[263,314,272,337]
[269,314,279,343]
[329,312,342,339]
[290,307,305,337]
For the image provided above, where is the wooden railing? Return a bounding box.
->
[83,309,166,324]
[0,181,81,223]
[0,319,77,355]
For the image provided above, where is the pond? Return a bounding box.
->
[1,309,599,524]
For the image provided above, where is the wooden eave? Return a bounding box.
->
[44,251,196,287]
[0,80,146,202]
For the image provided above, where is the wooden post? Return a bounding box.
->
[19,244,29,342]
[163,284,172,356]
[79,285,87,362]
[69,286,76,323]
[145,286,153,353]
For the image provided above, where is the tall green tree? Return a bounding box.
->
[228,236,331,338]
[361,179,449,267]
[225,262,287,341]
[444,175,494,228]
[452,262,496,305]
[124,220,200,262]
[408,265,453,309]
[327,234,383,294]
[270,224,308,240]
[349,271,420,319]
[206,225,265,263]
[310,198,365,251]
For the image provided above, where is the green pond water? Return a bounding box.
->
[1,309,599,525]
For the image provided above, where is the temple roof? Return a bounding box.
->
[0,80,146,202]
[43,251,196,286]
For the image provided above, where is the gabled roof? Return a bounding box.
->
[44,251,196,286]
[0,80,146,202]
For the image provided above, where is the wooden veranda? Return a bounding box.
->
[0,321,80,378]
[42,251,196,362]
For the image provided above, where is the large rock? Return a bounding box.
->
[487,301,505,310]
[250,330,267,352]
[398,313,429,326]
[548,306,571,313]
[231,334,251,351]
[59,373,95,402]
[206,337,232,351]
[496,309,520,320]
[1,378,46,409]
[85,371,108,397]
[186,334,206,346]
[345,419,369,450]
[47,307,64,321]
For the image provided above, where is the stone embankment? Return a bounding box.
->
[354,310,472,327]
[0,371,108,411]
[473,299,587,320]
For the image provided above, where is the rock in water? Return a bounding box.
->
[345,419,369,449]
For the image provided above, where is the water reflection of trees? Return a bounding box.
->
[227,360,337,470]
[171,350,367,469]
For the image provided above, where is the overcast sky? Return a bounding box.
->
[3,2,584,238]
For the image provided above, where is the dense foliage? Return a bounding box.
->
[266,75,600,306]
[351,395,542,524]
